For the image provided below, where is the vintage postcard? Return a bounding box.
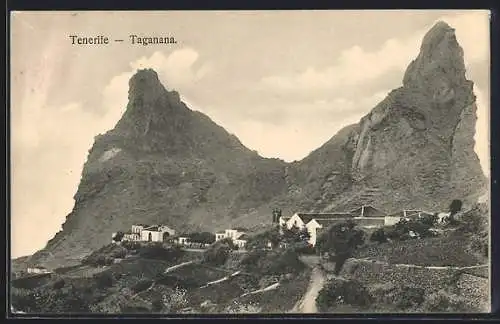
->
[10,10,491,315]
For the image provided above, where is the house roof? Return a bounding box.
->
[144,225,161,231]
[233,227,247,232]
[350,205,386,217]
[313,218,349,226]
[133,224,148,227]
[297,212,353,224]
[216,232,225,235]
[235,234,249,241]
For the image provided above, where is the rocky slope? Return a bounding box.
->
[28,21,486,267]
[245,21,487,220]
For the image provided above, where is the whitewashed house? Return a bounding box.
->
[141,225,176,242]
[234,234,249,249]
[27,266,50,274]
[131,224,146,234]
[176,236,190,245]
[279,212,354,247]
[214,228,247,247]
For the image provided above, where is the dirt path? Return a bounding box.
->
[291,266,326,313]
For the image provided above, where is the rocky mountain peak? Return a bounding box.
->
[403,21,467,92]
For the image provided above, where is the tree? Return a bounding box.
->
[187,232,216,244]
[113,231,125,242]
[448,199,463,221]
[281,225,310,245]
[316,221,365,275]
[370,228,387,244]
[246,227,280,251]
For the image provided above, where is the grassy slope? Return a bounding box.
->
[354,233,486,267]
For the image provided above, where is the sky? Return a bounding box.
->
[10,10,490,258]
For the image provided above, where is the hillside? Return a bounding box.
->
[26,21,486,268]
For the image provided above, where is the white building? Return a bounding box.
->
[215,228,247,247]
[141,225,176,242]
[113,224,177,243]
[234,234,249,249]
[27,266,50,274]
[279,212,354,247]
[176,236,190,245]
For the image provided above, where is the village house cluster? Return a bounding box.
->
[111,205,451,249]
[277,205,451,247]
[111,224,251,249]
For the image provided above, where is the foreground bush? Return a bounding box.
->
[316,279,372,311]
[202,239,234,266]
[138,243,184,261]
[370,228,387,244]
[82,244,127,267]
[131,279,154,293]
[240,248,305,275]
[419,290,470,312]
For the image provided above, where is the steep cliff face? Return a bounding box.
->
[31,69,289,267]
[282,21,486,214]
[29,21,486,267]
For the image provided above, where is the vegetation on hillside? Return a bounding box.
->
[316,220,366,274]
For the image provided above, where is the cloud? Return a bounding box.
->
[102,48,213,123]
[255,11,490,174]
[260,11,489,94]
[208,91,389,162]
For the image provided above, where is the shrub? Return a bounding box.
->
[385,218,435,241]
[187,232,216,244]
[138,244,184,261]
[420,213,439,227]
[113,231,125,242]
[122,241,141,251]
[396,286,425,309]
[202,243,231,266]
[246,227,280,251]
[131,279,153,294]
[370,228,387,244]
[316,279,372,311]
[52,278,66,290]
[291,241,316,254]
[420,290,469,312]
[93,271,114,288]
[111,247,127,259]
[151,298,164,312]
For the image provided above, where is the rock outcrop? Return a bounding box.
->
[29,21,487,267]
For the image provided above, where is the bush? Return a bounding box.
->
[151,298,164,312]
[131,279,153,294]
[241,249,305,275]
[419,290,469,312]
[203,243,231,266]
[122,241,141,251]
[93,271,114,288]
[420,213,438,227]
[52,278,66,290]
[291,241,316,254]
[187,232,216,244]
[316,279,372,311]
[139,243,184,261]
[370,228,387,243]
[396,286,425,309]
[111,247,127,259]
[385,218,435,241]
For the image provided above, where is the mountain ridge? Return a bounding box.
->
[26,21,487,268]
